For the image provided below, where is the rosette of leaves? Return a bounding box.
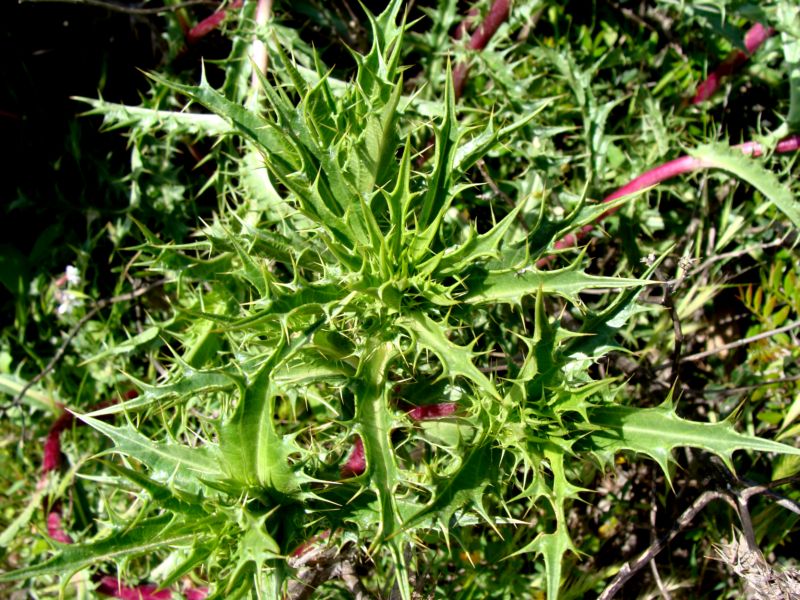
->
[3,2,800,599]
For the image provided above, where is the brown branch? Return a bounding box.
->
[8,279,169,412]
[649,478,672,600]
[701,374,800,396]
[598,490,731,600]
[286,544,376,600]
[678,320,800,365]
[599,475,800,599]
[334,560,373,600]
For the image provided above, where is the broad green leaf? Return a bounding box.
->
[218,317,324,497]
[218,365,298,496]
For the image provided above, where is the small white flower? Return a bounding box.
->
[65,265,82,287]
[56,291,82,315]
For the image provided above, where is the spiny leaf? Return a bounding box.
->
[402,443,500,534]
[399,312,500,400]
[510,450,581,600]
[690,142,800,229]
[0,515,216,583]
[587,397,800,480]
[218,317,325,496]
[462,260,646,305]
[73,414,222,494]
[416,60,460,235]
[422,201,524,278]
[353,340,412,600]
[73,97,231,136]
[146,72,295,170]
[84,369,240,417]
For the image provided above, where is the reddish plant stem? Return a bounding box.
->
[407,401,456,421]
[692,23,774,104]
[46,511,72,544]
[97,577,173,600]
[452,0,511,99]
[186,0,243,45]
[40,391,209,599]
[340,402,459,478]
[537,134,800,267]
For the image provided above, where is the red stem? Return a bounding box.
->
[453,0,511,99]
[537,134,800,266]
[692,23,774,104]
[186,0,243,45]
[40,391,209,599]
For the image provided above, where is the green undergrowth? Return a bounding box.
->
[2,1,800,598]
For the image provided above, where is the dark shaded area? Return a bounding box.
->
[0,2,163,324]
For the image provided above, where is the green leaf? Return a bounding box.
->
[353,340,412,600]
[218,317,324,497]
[80,326,160,365]
[399,312,500,400]
[462,260,646,305]
[0,374,61,413]
[0,515,215,583]
[690,143,800,229]
[403,443,499,535]
[587,397,800,479]
[422,201,524,278]
[74,414,222,494]
[74,97,232,137]
[0,485,46,548]
[84,368,240,417]
[510,450,581,600]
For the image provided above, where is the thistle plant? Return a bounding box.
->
[3,2,800,599]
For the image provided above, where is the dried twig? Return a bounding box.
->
[287,544,375,600]
[7,279,168,413]
[701,374,800,396]
[649,478,672,600]
[599,475,800,599]
[598,490,731,600]
[677,320,800,366]
[334,560,374,600]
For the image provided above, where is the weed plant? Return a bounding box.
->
[1,1,799,598]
